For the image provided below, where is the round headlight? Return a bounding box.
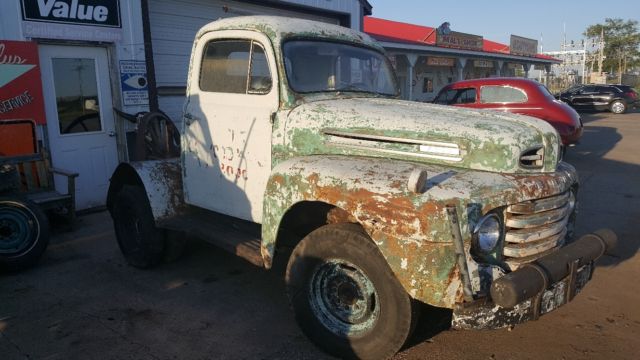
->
[473,214,501,253]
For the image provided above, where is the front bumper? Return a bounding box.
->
[452,262,592,330]
[451,229,616,330]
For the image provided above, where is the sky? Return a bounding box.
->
[368,0,640,52]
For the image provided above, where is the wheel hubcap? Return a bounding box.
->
[612,102,625,113]
[0,204,36,255]
[309,259,379,337]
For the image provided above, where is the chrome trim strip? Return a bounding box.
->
[327,142,464,162]
[505,217,568,243]
[323,129,460,149]
[503,228,567,257]
[507,192,570,214]
[506,203,570,228]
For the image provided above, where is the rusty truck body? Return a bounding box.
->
[107,16,615,359]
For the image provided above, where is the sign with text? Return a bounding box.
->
[21,0,122,41]
[436,31,483,51]
[119,60,149,106]
[427,57,455,67]
[473,60,494,68]
[510,35,538,56]
[0,41,46,125]
[21,0,121,28]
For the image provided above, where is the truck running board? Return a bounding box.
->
[158,207,264,268]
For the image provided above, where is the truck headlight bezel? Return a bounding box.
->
[472,213,503,255]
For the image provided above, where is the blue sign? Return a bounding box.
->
[119,60,148,106]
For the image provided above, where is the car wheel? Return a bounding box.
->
[610,100,627,114]
[0,197,50,271]
[286,223,418,359]
[112,185,165,268]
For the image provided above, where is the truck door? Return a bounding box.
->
[182,31,278,223]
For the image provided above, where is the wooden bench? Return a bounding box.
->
[1,153,79,228]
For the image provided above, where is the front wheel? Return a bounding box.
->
[610,100,627,114]
[0,198,50,271]
[286,224,417,359]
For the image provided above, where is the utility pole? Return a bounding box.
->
[597,28,605,75]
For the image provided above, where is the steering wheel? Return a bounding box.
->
[62,112,100,134]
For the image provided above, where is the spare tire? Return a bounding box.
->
[0,197,50,271]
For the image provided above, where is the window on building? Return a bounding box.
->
[480,86,527,104]
[200,40,272,94]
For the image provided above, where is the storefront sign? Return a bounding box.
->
[436,31,483,51]
[507,63,523,70]
[0,41,46,124]
[510,35,538,56]
[473,60,494,68]
[534,64,546,71]
[119,60,149,106]
[21,0,122,42]
[427,57,455,67]
[21,0,121,27]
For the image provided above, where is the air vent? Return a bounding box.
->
[520,146,544,168]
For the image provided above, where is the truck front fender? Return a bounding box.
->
[262,155,465,307]
[107,159,184,223]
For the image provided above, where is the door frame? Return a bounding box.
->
[38,43,122,210]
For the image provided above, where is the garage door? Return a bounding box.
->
[149,0,342,123]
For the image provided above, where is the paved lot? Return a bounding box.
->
[1,110,639,360]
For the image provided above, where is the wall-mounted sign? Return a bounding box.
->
[436,31,483,51]
[21,0,122,42]
[0,41,46,125]
[473,60,494,68]
[507,63,523,70]
[427,57,455,67]
[534,64,546,71]
[510,35,538,56]
[119,60,149,106]
[21,0,121,27]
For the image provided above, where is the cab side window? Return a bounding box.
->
[200,40,272,94]
[434,89,456,104]
[480,86,527,104]
[454,88,476,104]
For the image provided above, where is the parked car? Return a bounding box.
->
[557,84,639,114]
[434,78,583,145]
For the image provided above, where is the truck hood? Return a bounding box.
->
[273,98,561,173]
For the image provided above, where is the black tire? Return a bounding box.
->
[112,185,164,268]
[286,223,417,360]
[610,99,627,114]
[0,197,50,271]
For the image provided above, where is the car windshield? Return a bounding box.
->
[283,40,397,96]
[537,85,556,100]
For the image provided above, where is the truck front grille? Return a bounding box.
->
[503,191,574,270]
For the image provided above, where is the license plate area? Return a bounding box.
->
[537,262,593,316]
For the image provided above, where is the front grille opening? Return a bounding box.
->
[520,147,544,168]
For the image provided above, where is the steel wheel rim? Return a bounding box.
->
[612,102,625,113]
[0,202,39,255]
[309,259,380,337]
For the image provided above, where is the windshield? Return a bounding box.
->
[537,85,556,100]
[283,40,398,96]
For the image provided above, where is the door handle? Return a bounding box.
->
[184,113,200,126]
[108,130,116,137]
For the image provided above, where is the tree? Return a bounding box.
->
[584,18,640,78]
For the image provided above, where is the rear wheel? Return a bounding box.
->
[610,100,627,114]
[0,198,50,271]
[112,185,165,268]
[286,224,417,359]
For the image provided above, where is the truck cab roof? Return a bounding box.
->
[196,15,381,50]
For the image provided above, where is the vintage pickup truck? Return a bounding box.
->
[107,16,615,359]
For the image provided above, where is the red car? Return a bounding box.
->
[434,78,583,145]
